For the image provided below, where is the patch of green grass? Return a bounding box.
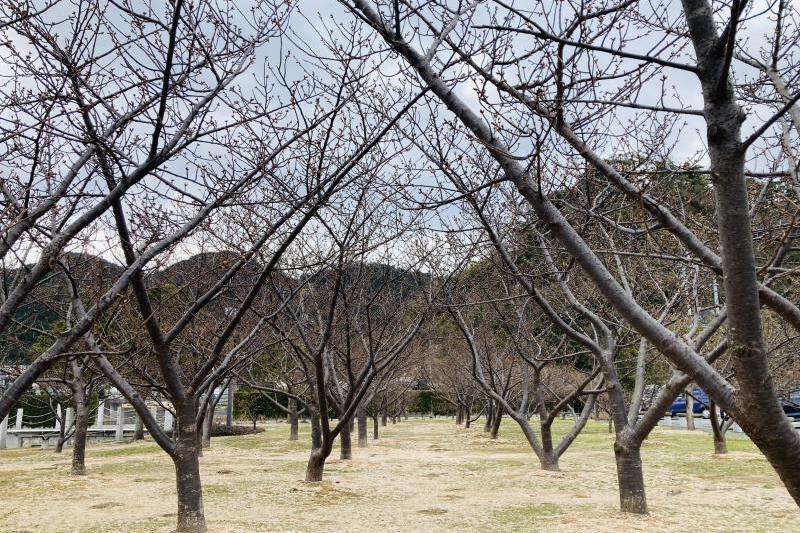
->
[491,502,565,529]
[92,444,163,458]
[94,459,165,477]
[204,483,234,496]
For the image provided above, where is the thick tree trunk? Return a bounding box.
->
[134,415,144,441]
[484,401,493,433]
[614,441,647,514]
[305,448,327,482]
[310,411,322,450]
[71,384,89,475]
[288,398,299,441]
[339,424,352,460]
[538,422,559,471]
[490,406,503,439]
[685,390,695,431]
[356,406,368,447]
[464,405,471,428]
[173,407,206,532]
[680,0,800,506]
[456,405,463,425]
[372,414,379,440]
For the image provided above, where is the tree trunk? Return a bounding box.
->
[372,414,379,440]
[381,413,387,426]
[225,381,234,428]
[464,405,471,428]
[55,406,66,453]
[484,400,493,433]
[709,401,728,454]
[681,2,800,506]
[201,408,212,450]
[490,406,503,439]
[288,398,299,441]
[173,407,206,532]
[134,415,144,441]
[456,405,463,425]
[614,441,647,514]
[305,448,327,482]
[310,411,322,450]
[538,422,559,471]
[71,382,89,475]
[356,406,368,447]
[339,424,352,460]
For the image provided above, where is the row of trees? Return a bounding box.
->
[2,0,800,530]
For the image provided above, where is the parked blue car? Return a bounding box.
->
[669,388,710,418]
[781,391,800,420]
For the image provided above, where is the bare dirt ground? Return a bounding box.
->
[0,418,797,532]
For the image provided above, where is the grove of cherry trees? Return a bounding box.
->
[1,0,800,531]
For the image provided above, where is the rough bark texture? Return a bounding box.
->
[356,406,368,447]
[489,407,503,439]
[305,448,327,482]
[681,0,800,505]
[310,411,322,450]
[70,375,89,475]
[614,441,647,514]
[539,423,558,471]
[173,406,205,532]
[372,414,379,440]
[134,416,144,441]
[339,425,352,460]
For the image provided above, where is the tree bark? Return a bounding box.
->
[288,398,299,441]
[680,0,800,505]
[464,405,471,428]
[356,406,368,447]
[339,423,352,460]
[173,406,206,532]
[305,448,327,482]
[381,412,387,426]
[538,422,558,471]
[310,411,322,450]
[71,377,89,475]
[709,401,728,454]
[134,415,144,441]
[685,390,695,431]
[55,405,66,453]
[372,414,379,440]
[614,441,647,514]
[490,405,503,439]
[201,408,212,450]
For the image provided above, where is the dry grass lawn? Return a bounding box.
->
[0,418,798,532]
